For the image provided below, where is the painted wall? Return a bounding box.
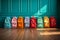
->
[0,0,1,13]
[0,0,57,17]
[0,0,58,28]
[57,0,60,28]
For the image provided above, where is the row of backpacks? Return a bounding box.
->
[4,16,56,28]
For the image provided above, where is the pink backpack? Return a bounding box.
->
[11,17,17,28]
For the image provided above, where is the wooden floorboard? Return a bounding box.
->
[0,28,60,40]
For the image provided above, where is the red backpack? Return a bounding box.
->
[30,17,37,28]
[50,17,56,28]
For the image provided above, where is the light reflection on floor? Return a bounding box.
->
[37,28,60,35]
[40,31,60,35]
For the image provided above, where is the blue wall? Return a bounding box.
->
[0,0,57,17]
[0,0,58,28]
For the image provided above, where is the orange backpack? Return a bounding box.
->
[17,17,24,28]
[44,16,50,28]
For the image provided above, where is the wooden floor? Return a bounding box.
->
[0,28,60,40]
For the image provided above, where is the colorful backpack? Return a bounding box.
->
[50,17,56,28]
[11,17,17,28]
[17,17,24,28]
[37,17,43,28]
[44,16,50,28]
[30,17,37,28]
[4,17,11,28]
[24,17,30,28]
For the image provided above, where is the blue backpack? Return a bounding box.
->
[24,17,30,28]
[4,17,11,28]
